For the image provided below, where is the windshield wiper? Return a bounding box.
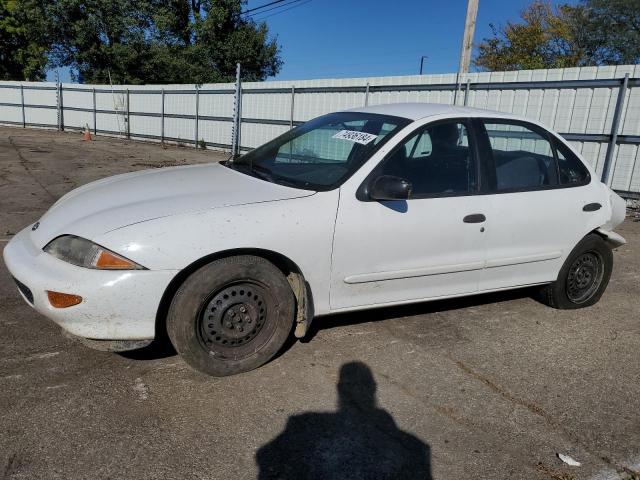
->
[249,164,276,182]
[225,161,311,190]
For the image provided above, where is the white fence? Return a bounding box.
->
[1,64,640,197]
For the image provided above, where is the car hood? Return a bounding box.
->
[31,162,314,247]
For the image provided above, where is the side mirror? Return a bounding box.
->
[369,175,412,201]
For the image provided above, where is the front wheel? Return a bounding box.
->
[167,255,295,376]
[538,234,613,309]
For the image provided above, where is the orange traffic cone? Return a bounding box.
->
[83,125,92,141]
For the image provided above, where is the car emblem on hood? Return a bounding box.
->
[31,222,40,231]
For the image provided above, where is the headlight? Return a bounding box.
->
[43,235,146,270]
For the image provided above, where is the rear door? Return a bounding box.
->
[475,119,597,291]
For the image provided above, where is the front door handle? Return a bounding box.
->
[463,213,486,223]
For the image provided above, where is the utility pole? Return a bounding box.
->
[458,0,479,76]
[455,0,479,105]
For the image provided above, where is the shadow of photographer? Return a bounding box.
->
[256,361,432,479]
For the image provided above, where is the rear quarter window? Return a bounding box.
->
[555,141,591,186]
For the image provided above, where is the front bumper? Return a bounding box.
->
[3,227,178,340]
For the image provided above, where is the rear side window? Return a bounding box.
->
[556,142,590,185]
[484,122,558,191]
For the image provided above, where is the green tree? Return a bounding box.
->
[474,1,590,71]
[0,0,49,80]
[581,0,640,65]
[46,0,282,84]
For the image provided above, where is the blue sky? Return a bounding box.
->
[48,0,573,83]
[252,0,573,80]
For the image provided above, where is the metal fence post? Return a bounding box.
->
[92,88,97,135]
[160,88,165,143]
[231,63,242,157]
[453,73,460,105]
[60,84,64,131]
[289,86,295,130]
[126,89,130,139]
[194,86,200,148]
[602,73,629,185]
[20,84,25,127]
[464,79,471,106]
[238,81,242,154]
[364,82,370,107]
[56,82,64,131]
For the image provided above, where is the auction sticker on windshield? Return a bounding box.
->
[332,130,378,145]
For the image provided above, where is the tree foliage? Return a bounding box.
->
[47,0,282,84]
[0,0,49,80]
[581,0,640,65]
[474,0,640,71]
[1,0,282,83]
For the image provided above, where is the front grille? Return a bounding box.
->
[13,277,34,305]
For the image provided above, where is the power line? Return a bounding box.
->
[252,0,312,20]
[241,0,289,15]
[247,0,306,18]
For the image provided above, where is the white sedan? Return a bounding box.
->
[3,103,627,376]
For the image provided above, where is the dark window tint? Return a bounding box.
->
[556,142,590,185]
[377,121,476,197]
[485,122,558,191]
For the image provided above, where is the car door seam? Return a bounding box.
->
[343,250,562,284]
[344,261,485,284]
[328,188,342,308]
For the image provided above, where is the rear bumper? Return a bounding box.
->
[596,227,627,249]
[3,227,178,340]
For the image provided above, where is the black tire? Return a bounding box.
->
[538,233,613,309]
[167,255,295,376]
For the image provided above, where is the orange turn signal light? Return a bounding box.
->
[94,250,138,269]
[47,290,83,308]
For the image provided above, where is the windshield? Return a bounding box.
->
[226,112,411,191]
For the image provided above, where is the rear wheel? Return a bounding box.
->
[538,234,613,309]
[167,255,295,376]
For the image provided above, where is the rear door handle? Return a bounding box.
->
[583,203,602,212]
[463,213,486,223]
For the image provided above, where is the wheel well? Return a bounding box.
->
[154,248,312,344]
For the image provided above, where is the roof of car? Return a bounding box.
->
[344,102,509,121]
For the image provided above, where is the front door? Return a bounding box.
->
[330,119,488,311]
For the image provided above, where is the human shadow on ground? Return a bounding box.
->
[256,361,432,480]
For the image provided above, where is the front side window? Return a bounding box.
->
[376,121,477,197]
[484,122,558,191]
[228,113,411,191]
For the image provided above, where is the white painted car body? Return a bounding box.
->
[3,103,627,342]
